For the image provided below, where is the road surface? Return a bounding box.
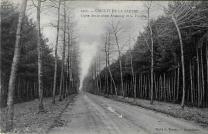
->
[48,93,208,134]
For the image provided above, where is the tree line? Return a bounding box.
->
[84,1,208,108]
[0,0,79,132]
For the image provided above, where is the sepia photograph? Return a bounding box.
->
[0,0,208,134]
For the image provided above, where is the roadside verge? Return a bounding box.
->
[99,94,208,129]
[0,94,77,134]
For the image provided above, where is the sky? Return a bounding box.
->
[10,0,167,90]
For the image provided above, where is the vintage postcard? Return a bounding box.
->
[0,0,208,134]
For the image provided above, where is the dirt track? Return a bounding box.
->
[48,93,208,134]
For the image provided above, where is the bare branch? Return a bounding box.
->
[31,0,38,7]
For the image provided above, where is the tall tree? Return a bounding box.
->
[0,0,2,111]
[96,56,101,94]
[206,43,208,91]
[128,36,136,100]
[104,33,109,94]
[59,0,67,101]
[6,0,28,131]
[66,16,74,97]
[144,1,154,104]
[111,21,124,97]
[171,15,186,108]
[106,33,117,96]
[52,0,61,104]
[35,0,45,112]
[196,47,201,106]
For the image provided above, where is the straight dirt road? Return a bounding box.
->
[48,93,208,134]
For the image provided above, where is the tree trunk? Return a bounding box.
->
[0,0,2,109]
[154,75,157,100]
[168,77,171,101]
[6,0,27,131]
[59,1,67,101]
[163,73,166,101]
[96,77,99,94]
[98,56,101,94]
[172,15,186,108]
[159,75,162,100]
[173,70,176,101]
[141,74,143,98]
[190,62,193,104]
[104,34,108,95]
[192,64,196,105]
[26,81,29,100]
[107,65,117,96]
[147,9,154,105]
[206,44,208,98]
[115,35,124,97]
[52,0,61,104]
[129,37,136,100]
[69,33,73,94]
[37,0,44,112]
[196,47,201,107]
[106,70,109,95]
[67,17,71,97]
[17,78,21,100]
[200,47,204,106]
[134,76,137,99]
[105,33,117,96]
[30,81,33,99]
[176,63,180,101]
[144,74,147,98]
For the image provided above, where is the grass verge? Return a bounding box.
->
[0,94,77,134]
[101,94,208,128]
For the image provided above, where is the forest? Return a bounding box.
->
[0,0,79,132]
[1,0,208,133]
[84,1,208,108]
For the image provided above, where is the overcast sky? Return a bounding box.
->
[11,0,167,90]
